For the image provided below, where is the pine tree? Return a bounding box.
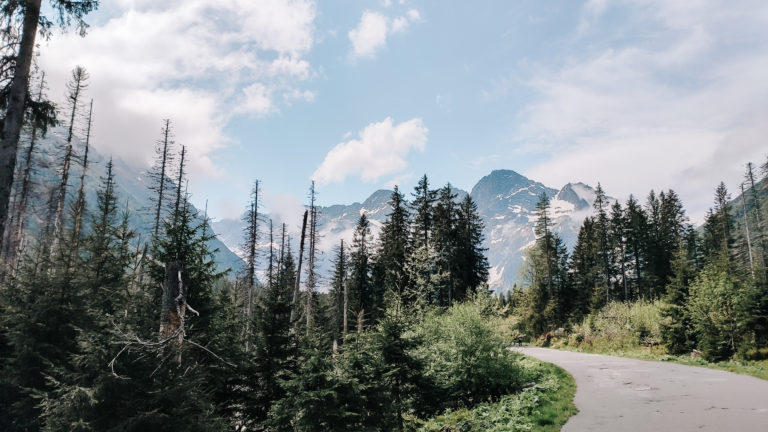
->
[610,201,629,301]
[453,195,489,302]
[624,195,648,298]
[569,217,600,321]
[39,160,138,430]
[349,214,373,330]
[410,174,436,250]
[373,186,410,300]
[593,183,612,304]
[660,244,694,354]
[432,184,458,305]
[329,240,348,341]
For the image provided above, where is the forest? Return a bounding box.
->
[1,2,767,431]
[507,166,768,363]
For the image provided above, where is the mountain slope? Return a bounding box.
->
[213,171,602,291]
[10,127,244,273]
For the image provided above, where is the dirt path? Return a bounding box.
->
[516,347,768,431]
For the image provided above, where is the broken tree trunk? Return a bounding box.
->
[290,210,308,328]
[159,261,189,347]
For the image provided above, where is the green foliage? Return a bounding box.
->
[414,359,576,432]
[414,294,523,405]
[686,256,744,361]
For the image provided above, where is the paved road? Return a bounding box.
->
[515,347,768,431]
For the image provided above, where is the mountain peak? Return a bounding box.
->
[471,169,557,216]
[556,182,595,211]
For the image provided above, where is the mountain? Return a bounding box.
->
[212,170,603,291]
[473,172,601,288]
[12,126,244,273]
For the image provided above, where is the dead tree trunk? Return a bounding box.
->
[2,73,47,265]
[50,67,88,249]
[160,261,188,345]
[70,99,93,251]
[342,239,348,338]
[152,120,173,238]
[290,210,308,328]
[741,183,755,276]
[0,0,42,248]
[305,182,319,332]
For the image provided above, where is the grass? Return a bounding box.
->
[541,300,768,381]
[551,342,768,381]
[412,356,578,432]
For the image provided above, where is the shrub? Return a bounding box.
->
[414,294,523,406]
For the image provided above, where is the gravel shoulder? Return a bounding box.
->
[515,347,768,432]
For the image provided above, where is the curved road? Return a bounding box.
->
[516,347,768,431]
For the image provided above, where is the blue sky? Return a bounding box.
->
[38,0,768,224]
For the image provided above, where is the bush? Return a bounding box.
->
[414,294,523,406]
[567,301,663,351]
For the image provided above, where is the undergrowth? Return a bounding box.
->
[411,357,577,431]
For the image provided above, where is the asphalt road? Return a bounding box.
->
[515,347,768,431]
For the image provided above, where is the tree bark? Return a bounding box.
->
[159,261,187,346]
[0,0,42,251]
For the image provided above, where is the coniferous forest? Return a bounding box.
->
[1,2,767,431]
[507,169,768,363]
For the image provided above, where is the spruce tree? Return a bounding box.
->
[660,244,694,354]
[349,214,373,329]
[410,174,436,250]
[432,184,458,305]
[453,195,489,302]
[373,186,411,300]
[624,195,648,298]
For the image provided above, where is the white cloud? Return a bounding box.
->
[516,0,768,223]
[348,8,421,58]
[38,0,317,177]
[313,117,428,185]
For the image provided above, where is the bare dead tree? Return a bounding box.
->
[172,145,186,225]
[242,180,259,351]
[2,71,47,264]
[70,98,93,250]
[342,238,348,338]
[149,119,174,239]
[0,0,42,247]
[49,66,88,251]
[290,210,308,329]
[268,218,274,287]
[305,181,320,332]
[740,182,755,276]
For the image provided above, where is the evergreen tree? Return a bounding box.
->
[569,217,600,321]
[329,240,348,341]
[660,244,694,354]
[373,186,411,301]
[592,183,612,305]
[431,184,458,306]
[410,175,436,250]
[349,214,374,329]
[610,201,629,301]
[624,195,648,298]
[452,195,489,301]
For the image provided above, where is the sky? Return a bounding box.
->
[36,0,768,225]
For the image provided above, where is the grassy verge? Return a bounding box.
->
[550,342,768,381]
[537,300,768,382]
[413,356,577,432]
